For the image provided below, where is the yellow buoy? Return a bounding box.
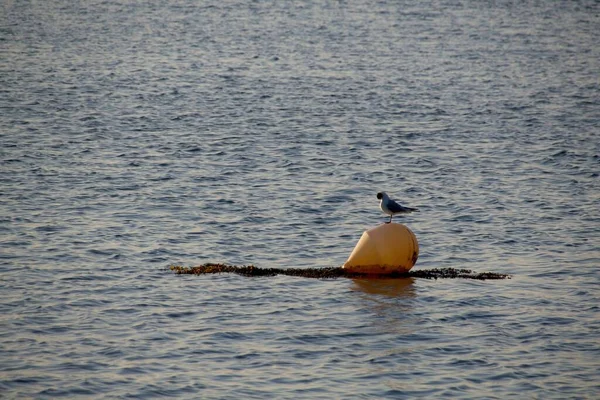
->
[343,223,419,275]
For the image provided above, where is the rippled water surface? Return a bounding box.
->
[1,0,599,398]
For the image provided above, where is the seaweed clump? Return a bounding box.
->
[169,263,510,280]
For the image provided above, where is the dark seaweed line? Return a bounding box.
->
[169,263,511,280]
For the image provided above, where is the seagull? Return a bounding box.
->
[377,192,418,223]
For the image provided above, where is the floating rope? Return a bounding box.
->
[169,263,510,280]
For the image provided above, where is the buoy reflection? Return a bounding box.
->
[352,277,416,298]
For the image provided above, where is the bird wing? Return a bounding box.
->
[387,199,417,213]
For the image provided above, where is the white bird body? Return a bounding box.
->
[377,192,418,223]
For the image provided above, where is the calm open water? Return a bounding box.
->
[1,0,599,398]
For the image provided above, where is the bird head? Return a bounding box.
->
[376,192,386,200]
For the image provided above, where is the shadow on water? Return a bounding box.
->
[352,277,416,298]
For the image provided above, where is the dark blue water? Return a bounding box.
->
[1,0,599,398]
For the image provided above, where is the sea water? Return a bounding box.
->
[1,0,599,398]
